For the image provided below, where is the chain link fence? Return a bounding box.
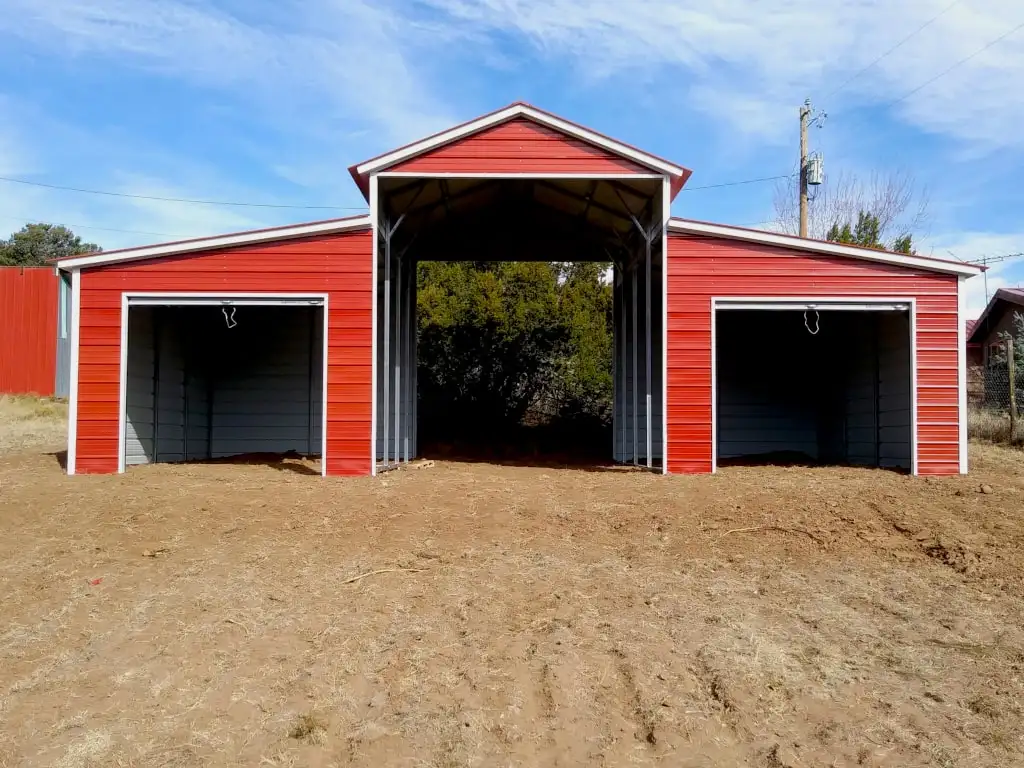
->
[969,338,1023,444]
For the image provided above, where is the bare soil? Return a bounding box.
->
[2,405,1024,766]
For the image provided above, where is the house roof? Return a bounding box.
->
[54,215,372,271]
[968,288,1024,343]
[348,102,693,199]
[667,218,984,278]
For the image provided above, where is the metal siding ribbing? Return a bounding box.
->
[0,267,58,395]
[389,118,652,175]
[73,229,372,475]
[666,235,960,476]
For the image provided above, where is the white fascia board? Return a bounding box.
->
[57,216,372,271]
[668,219,983,278]
[356,104,685,178]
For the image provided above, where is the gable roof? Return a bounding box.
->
[667,218,984,278]
[55,215,371,271]
[968,288,1024,343]
[348,102,692,198]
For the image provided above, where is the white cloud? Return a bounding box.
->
[0,0,455,145]
[415,0,1024,148]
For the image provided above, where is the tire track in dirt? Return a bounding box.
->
[609,646,658,747]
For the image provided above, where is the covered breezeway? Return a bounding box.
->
[372,175,667,472]
[713,300,914,471]
[121,295,326,472]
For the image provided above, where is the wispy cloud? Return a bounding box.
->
[414,0,1024,148]
[0,0,455,144]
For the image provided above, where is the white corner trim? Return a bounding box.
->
[321,294,330,478]
[958,276,969,474]
[356,104,686,178]
[910,299,919,476]
[668,219,983,277]
[369,174,379,478]
[661,177,670,475]
[57,215,372,271]
[710,298,717,474]
[66,269,81,475]
[117,293,128,473]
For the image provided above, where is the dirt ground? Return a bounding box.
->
[2,403,1024,767]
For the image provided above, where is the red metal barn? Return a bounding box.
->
[56,103,980,476]
[0,266,66,396]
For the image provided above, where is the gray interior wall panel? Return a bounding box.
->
[877,311,913,469]
[844,316,879,466]
[154,312,187,462]
[210,306,321,458]
[716,311,819,460]
[125,307,156,465]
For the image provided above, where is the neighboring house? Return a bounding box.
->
[967,288,1024,365]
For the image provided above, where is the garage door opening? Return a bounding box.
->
[122,300,325,473]
[715,305,913,471]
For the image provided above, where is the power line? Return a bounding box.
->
[0,175,369,211]
[880,19,1024,112]
[681,174,794,192]
[0,215,176,238]
[821,0,963,102]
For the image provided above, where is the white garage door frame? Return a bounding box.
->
[119,292,330,476]
[711,296,918,475]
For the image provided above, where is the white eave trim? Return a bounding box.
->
[56,215,372,271]
[355,104,686,178]
[668,219,983,278]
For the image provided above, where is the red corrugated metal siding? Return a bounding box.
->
[74,230,373,475]
[389,118,651,174]
[0,267,58,395]
[666,234,961,476]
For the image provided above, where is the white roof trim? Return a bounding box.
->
[355,104,686,178]
[667,218,983,277]
[58,215,372,270]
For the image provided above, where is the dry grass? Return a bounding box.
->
[2,407,1024,766]
[0,394,66,455]
[969,406,1012,443]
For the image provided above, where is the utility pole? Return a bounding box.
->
[799,99,812,238]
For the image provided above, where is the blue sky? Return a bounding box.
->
[0,0,1022,314]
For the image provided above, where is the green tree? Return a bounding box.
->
[0,223,101,266]
[416,259,614,447]
[826,210,914,254]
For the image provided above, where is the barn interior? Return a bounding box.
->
[123,303,324,469]
[715,308,913,470]
[375,176,665,469]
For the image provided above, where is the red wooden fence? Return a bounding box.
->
[0,267,58,396]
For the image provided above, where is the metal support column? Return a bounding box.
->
[631,260,638,466]
[380,214,406,468]
[402,258,413,462]
[394,254,402,467]
[644,234,652,468]
[382,225,390,467]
